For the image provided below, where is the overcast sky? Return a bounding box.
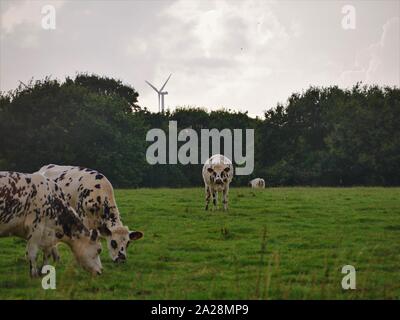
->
[0,0,399,117]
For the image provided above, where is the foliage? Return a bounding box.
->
[0,75,399,186]
[0,75,147,187]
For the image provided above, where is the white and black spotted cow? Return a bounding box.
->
[38,164,143,263]
[202,154,234,211]
[0,171,103,277]
[249,178,266,189]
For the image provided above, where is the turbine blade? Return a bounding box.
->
[145,80,159,93]
[160,73,172,91]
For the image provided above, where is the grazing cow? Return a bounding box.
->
[202,154,234,211]
[249,178,266,189]
[37,164,143,263]
[0,172,103,277]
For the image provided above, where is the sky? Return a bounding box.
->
[0,0,399,117]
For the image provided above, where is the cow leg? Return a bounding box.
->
[212,190,217,210]
[51,246,60,262]
[26,241,40,278]
[223,186,229,211]
[43,245,60,265]
[39,247,54,275]
[205,186,211,210]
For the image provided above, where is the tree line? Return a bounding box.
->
[0,74,399,187]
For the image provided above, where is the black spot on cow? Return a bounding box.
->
[98,224,112,237]
[104,204,110,217]
[81,188,91,198]
[95,174,104,180]
[57,173,66,181]
[47,165,55,169]
[25,178,31,184]
[90,229,98,241]
[57,206,85,238]
[94,184,101,189]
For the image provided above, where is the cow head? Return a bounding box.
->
[68,229,103,275]
[101,225,143,263]
[207,165,231,190]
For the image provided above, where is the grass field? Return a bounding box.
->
[0,187,399,300]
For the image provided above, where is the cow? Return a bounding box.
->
[202,154,234,211]
[0,171,103,277]
[37,164,143,263]
[249,178,266,189]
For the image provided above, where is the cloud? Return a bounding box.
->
[0,0,66,50]
[339,17,400,87]
[129,0,291,115]
[366,17,399,85]
[1,0,65,33]
[1,0,398,116]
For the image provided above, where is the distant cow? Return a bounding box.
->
[202,154,234,211]
[38,165,143,263]
[0,172,103,277]
[249,178,265,189]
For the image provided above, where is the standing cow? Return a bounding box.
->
[202,154,234,211]
[37,165,143,263]
[0,172,103,277]
[249,178,266,189]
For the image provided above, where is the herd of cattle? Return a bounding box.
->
[0,154,265,277]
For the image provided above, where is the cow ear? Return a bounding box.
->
[224,167,231,172]
[207,167,213,173]
[90,229,99,242]
[129,231,143,241]
[98,224,112,237]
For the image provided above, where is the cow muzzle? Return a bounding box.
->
[114,253,126,263]
[215,179,224,185]
[91,266,102,276]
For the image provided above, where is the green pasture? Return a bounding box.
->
[0,187,399,299]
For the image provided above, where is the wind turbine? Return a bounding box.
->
[145,74,172,114]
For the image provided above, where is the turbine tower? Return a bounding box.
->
[145,74,172,114]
